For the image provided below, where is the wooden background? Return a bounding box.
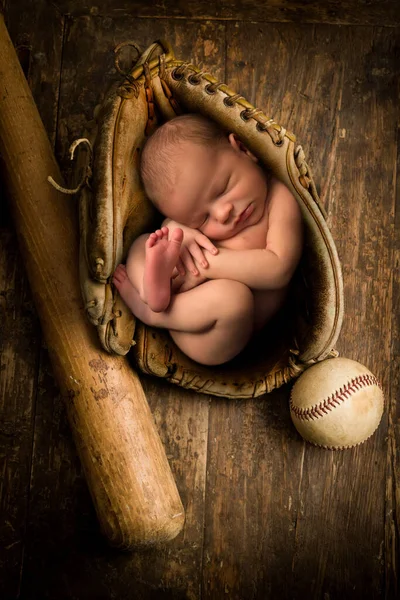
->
[0,1,399,598]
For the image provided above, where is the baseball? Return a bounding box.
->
[290,357,384,449]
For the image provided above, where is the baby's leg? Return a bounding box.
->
[168,280,254,364]
[113,272,254,365]
[123,233,148,298]
[122,227,183,312]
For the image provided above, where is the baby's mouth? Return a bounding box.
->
[235,202,254,225]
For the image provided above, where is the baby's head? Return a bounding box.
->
[140,113,268,240]
[140,114,228,207]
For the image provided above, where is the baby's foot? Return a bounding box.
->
[112,264,139,314]
[113,264,157,326]
[144,226,183,312]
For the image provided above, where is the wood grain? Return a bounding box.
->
[22,14,226,600]
[0,216,41,599]
[386,87,400,599]
[0,2,62,598]
[4,0,64,147]
[0,5,399,599]
[200,21,397,599]
[0,11,184,553]
[51,0,400,27]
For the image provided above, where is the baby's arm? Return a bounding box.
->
[162,218,218,275]
[194,180,303,290]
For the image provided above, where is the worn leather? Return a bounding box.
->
[78,39,344,397]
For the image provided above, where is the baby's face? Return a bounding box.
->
[160,134,268,240]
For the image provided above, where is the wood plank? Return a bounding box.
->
[18,349,101,598]
[51,0,400,27]
[281,24,397,599]
[200,22,325,598]
[4,1,64,147]
[386,97,400,600]
[2,8,398,599]
[201,21,397,598]
[0,4,64,599]
[0,206,41,600]
[202,388,303,598]
[20,14,225,599]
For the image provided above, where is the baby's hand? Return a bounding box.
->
[163,218,218,275]
[171,269,208,294]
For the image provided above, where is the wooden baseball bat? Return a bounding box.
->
[0,14,184,549]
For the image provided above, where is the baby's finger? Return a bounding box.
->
[180,246,199,276]
[175,257,186,276]
[188,242,209,268]
[197,234,219,255]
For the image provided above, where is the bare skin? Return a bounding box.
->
[113,262,255,366]
[112,127,303,366]
[142,226,183,312]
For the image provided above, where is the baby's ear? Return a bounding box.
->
[228,133,258,162]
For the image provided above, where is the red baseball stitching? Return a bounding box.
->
[290,374,380,421]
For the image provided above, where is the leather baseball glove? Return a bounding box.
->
[73,39,343,399]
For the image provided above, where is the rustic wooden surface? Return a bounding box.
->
[51,0,400,27]
[0,1,399,598]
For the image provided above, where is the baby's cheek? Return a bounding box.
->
[202,224,225,240]
[200,224,213,237]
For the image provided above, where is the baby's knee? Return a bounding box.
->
[212,279,254,318]
[127,233,149,258]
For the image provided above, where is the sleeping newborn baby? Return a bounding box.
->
[113,113,303,366]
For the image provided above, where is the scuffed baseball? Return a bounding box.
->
[290,357,384,449]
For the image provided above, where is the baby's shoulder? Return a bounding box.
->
[267,177,301,220]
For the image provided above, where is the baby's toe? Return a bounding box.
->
[112,264,127,284]
[146,233,158,248]
[171,228,184,244]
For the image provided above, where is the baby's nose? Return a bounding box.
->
[215,202,233,223]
